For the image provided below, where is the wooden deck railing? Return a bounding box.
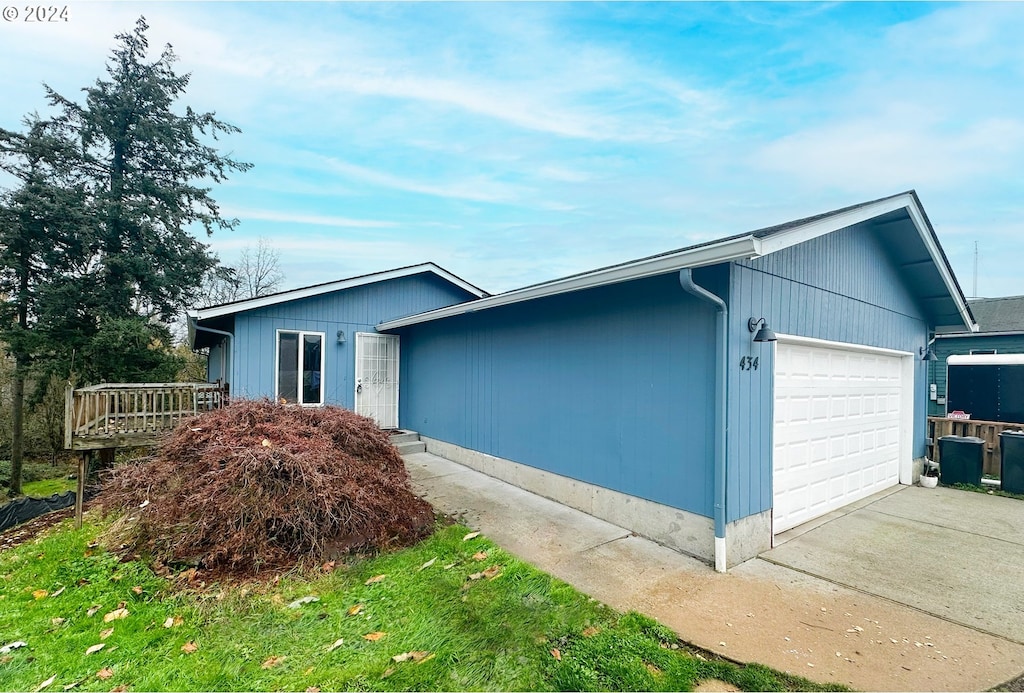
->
[64,382,227,451]
[927,416,1024,477]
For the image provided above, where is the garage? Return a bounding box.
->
[772,337,913,534]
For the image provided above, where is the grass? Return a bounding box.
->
[950,482,1024,501]
[0,518,846,692]
[20,476,76,498]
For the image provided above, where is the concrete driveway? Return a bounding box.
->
[763,484,1024,645]
[405,450,1024,691]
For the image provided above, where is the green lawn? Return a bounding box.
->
[20,476,77,498]
[0,518,845,692]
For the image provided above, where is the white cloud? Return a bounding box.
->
[222,208,397,230]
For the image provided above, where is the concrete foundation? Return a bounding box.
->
[421,436,773,566]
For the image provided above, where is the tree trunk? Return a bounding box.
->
[10,370,24,496]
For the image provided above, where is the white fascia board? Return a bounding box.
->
[377,235,761,330]
[756,192,978,334]
[935,330,1024,339]
[754,194,914,256]
[902,202,979,333]
[192,264,486,321]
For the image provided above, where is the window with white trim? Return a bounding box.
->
[276,330,325,405]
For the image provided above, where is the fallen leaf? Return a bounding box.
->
[99,628,114,640]
[415,653,435,665]
[482,565,502,580]
[326,638,344,652]
[138,500,150,509]
[1,641,27,654]
[261,655,285,669]
[51,618,66,626]
[551,648,561,661]
[391,650,433,663]
[51,587,66,598]
[110,686,129,692]
[306,688,320,693]
[33,675,56,692]
[131,586,143,595]
[61,680,82,691]
[381,667,396,679]
[33,589,48,600]
[472,551,487,561]
[163,616,182,629]
[321,561,336,572]
[364,574,386,585]
[96,668,114,680]
[287,596,320,609]
[583,626,600,637]
[467,572,484,581]
[418,558,436,571]
[103,608,129,623]
[362,631,386,642]
[645,663,662,676]
[261,439,272,447]
[85,643,106,655]
[443,563,457,570]
[181,641,198,654]
[347,604,364,616]
[462,531,481,541]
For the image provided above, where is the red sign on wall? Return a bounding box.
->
[948,410,972,420]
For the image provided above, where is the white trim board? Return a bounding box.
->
[378,193,975,333]
[190,263,486,321]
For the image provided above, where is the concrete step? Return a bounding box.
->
[394,440,426,455]
[389,430,420,444]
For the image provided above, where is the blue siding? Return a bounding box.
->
[399,272,719,517]
[226,273,476,407]
[728,225,929,522]
[928,334,1024,416]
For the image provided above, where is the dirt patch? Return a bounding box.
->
[0,500,97,552]
[693,679,741,692]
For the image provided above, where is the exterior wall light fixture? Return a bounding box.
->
[919,346,936,361]
[337,330,346,344]
[748,317,777,343]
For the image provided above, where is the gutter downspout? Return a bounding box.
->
[678,269,729,573]
[193,324,234,386]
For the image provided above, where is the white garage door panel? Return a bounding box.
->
[773,342,903,533]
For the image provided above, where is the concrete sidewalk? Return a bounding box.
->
[405,450,1024,692]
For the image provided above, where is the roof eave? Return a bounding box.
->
[377,235,762,331]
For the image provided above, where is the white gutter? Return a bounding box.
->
[378,236,762,330]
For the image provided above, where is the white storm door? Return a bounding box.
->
[773,338,906,534]
[354,333,399,429]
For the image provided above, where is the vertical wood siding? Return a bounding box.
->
[399,272,719,517]
[928,335,1024,416]
[729,226,929,522]
[228,273,477,407]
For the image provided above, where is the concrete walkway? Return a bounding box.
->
[405,450,1024,692]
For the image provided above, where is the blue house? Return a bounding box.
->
[927,295,1024,417]
[189,191,976,570]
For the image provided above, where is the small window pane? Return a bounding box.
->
[278,333,299,403]
[302,334,322,404]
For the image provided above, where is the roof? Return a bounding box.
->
[377,191,978,333]
[966,296,1024,332]
[188,262,488,322]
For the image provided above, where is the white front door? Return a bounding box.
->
[354,333,400,429]
[773,338,910,534]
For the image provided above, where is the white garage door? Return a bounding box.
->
[773,339,907,534]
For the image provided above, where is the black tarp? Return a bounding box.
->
[0,491,77,533]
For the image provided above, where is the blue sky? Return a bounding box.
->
[2,2,1022,298]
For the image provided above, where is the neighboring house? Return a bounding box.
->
[928,295,1024,417]
[189,191,976,571]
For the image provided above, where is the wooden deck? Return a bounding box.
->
[64,382,228,451]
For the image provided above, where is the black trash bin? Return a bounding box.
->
[938,435,984,487]
[999,430,1024,494]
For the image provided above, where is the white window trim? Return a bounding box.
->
[274,329,326,406]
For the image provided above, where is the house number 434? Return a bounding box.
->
[739,356,759,371]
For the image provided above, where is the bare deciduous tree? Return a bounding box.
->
[237,237,285,299]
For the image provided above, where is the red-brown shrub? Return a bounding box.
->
[97,399,434,574]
